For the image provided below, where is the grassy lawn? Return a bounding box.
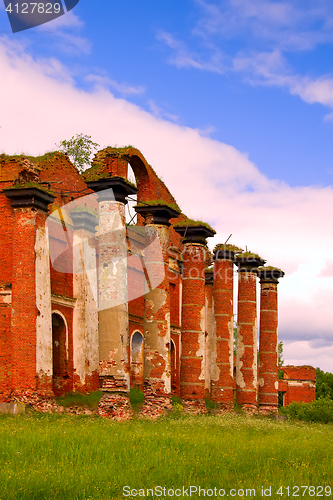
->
[0,412,332,499]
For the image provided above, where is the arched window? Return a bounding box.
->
[52,312,68,395]
[131,331,143,389]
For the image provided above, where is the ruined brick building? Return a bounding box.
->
[0,147,315,414]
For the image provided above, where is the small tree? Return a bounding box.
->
[56,134,100,173]
[278,341,284,366]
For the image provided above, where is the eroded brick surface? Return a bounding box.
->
[0,148,314,416]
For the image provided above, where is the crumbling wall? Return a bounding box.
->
[279,365,316,406]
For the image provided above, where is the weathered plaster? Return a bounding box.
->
[73,232,99,386]
[35,225,52,379]
[236,328,245,389]
[252,319,258,390]
[228,317,234,379]
[210,299,219,382]
[98,200,129,389]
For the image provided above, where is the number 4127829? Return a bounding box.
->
[6,3,61,14]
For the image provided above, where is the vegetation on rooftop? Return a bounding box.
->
[136,199,180,212]
[258,265,284,273]
[174,218,215,233]
[11,181,55,195]
[213,243,243,254]
[235,251,264,260]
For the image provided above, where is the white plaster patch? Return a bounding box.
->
[0,291,11,304]
[252,318,258,389]
[198,306,206,381]
[236,328,245,388]
[35,225,52,378]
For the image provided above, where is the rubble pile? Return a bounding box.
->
[138,395,173,419]
[10,390,58,413]
[98,393,133,420]
[182,399,208,415]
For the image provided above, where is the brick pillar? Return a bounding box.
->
[235,253,265,411]
[135,204,180,396]
[211,246,241,408]
[72,211,99,393]
[204,269,213,397]
[4,187,54,393]
[86,177,137,393]
[257,267,284,414]
[174,224,215,400]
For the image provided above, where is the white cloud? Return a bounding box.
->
[157,30,226,73]
[157,1,333,117]
[233,49,333,112]
[284,341,333,372]
[37,10,84,31]
[36,10,91,56]
[0,38,332,371]
[147,100,179,122]
[85,74,145,96]
[195,0,333,51]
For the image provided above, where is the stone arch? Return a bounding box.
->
[130,330,144,389]
[51,311,68,396]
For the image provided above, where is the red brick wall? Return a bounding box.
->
[236,270,258,406]
[258,281,278,409]
[212,258,234,406]
[278,365,316,406]
[180,244,206,399]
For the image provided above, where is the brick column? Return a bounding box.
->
[4,187,54,393]
[174,224,215,400]
[204,268,213,397]
[135,204,180,396]
[257,267,284,414]
[86,177,137,393]
[72,210,99,393]
[211,245,242,408]
[235,253,265,411]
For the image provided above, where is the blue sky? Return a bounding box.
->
[1,0,333,370]
[2,0,333,186]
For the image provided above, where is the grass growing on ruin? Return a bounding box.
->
[56,391,103,409]
[0,412,332,499]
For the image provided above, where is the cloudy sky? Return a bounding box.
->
[0,0,332,371]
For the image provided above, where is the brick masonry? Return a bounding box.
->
[0,148,315,412]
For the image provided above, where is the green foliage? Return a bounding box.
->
[278,341,284,366]
[316,368,333,400]
[233,391,243,413]
[259,265,284,273]
[56,391,103,409]
[170,395,182,405]
[213,243,243,254]
[205,398,219,411]
[129,388,144,413]
[174,218,215,232]
[56,134,100,173]
[0,413,333,498]
[137,199,180,212]
[235,251,263,260]
[279,397,333,423]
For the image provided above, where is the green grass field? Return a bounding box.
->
[0,412,332,499]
